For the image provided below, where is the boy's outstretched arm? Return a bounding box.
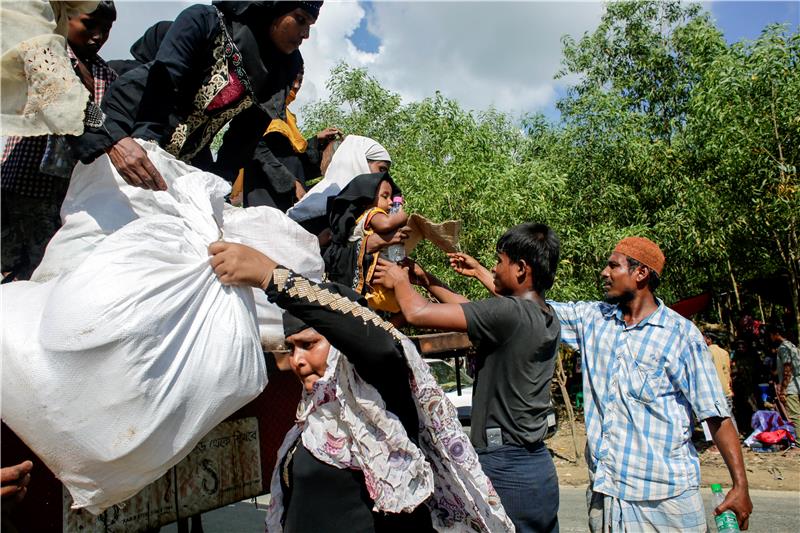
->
[448,252,496,295]
[406,259,469,304]
[374,259,468,331]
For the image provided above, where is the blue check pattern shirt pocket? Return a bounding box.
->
[627,356,658,403]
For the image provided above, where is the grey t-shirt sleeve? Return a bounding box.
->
[461,297,518,346]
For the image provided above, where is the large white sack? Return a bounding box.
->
[1,173,266,514]
[32,141,324,347]
[221,204,324,349]
[32,140,203,283]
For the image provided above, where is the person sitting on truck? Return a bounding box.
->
[2,0,118,281]
[207,241,513,533]
[372,222,562,533]
[324,171,408,312]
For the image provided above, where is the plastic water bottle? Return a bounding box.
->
[384,196,405,263]
[711,484,740,532]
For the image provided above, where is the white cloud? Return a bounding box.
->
[102,1,198,61]
[297,1,604,117]
[292,1,375,105]
[101,1,605,119]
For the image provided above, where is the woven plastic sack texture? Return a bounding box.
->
[2,172,265,513]
[32,141,323,346]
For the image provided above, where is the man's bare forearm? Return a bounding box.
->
[707,416,752,528]
[708,417,748,487]
[393,276,468,331]
[393,277,435,324]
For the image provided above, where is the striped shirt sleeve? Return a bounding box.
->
[548,301,584,352]
[677,328,730,420]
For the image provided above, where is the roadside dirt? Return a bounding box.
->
[546,419,800,491]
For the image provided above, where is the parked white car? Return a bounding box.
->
[426,359,473,425]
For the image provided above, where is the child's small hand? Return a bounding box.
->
[448,252,482,278]
[390,205,409,226]
[365,226,409,253]
[373,258,410,289]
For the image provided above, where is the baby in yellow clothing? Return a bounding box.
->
[324,172,407,313]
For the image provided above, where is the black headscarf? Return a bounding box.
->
[91,0,117,20]
[282,311,309,337]
[212,1,322,118]
[323,172,401,287]
[131,21,173,63]
[107,21,173,76]
[213,1,323,19]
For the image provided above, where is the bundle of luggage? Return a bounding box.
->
[1,142,324,513]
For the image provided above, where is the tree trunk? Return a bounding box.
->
[726,293,736,336]
[757,295,766,322]
[555,355,581,461]
[789,229,800,339]
[768,87,799,337]
[726,257,741,311]
[788,266,800,340]
[770,229,800,339]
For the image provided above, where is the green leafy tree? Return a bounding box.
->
[295,4,798,333]
[550,0,730,303]
[686,24,800,332]
[558,0,725,140]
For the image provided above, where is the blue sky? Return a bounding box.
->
[346,1,798,121]
[707,1,798,43]
[351,1,380,53]
[347,2,800,55]
[103,1,799,124]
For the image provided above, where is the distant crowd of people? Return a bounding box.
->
[703,317,800,436]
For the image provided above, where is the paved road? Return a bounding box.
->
[164,487,799,532]
[557,487,799,533]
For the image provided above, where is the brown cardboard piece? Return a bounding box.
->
[404,214,461,255]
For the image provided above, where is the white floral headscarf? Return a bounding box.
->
[0,1,97,136]
[266,333,514,532]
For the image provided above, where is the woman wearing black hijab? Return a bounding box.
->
[107,20,173,76]
[71,1,323,191]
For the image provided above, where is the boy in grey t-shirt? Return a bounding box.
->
[374,222,561,533]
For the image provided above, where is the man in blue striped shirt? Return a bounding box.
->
[550,237,752,532]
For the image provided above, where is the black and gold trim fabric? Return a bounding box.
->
[164,8,254,161]
[271,268,400,340]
